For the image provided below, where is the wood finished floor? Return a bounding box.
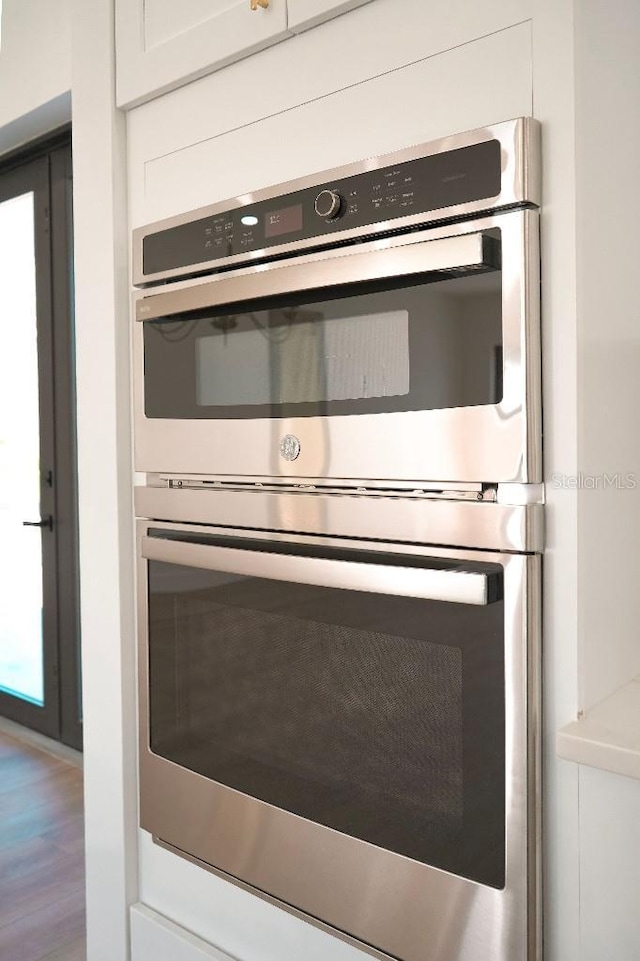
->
[0,729,85,961]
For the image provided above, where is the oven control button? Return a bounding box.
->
[280,434,301,462]
[314,189,342,221]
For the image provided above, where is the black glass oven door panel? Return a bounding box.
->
[147,556,505,889]
[143,263,502,419]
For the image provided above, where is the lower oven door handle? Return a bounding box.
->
[141,537,501,606]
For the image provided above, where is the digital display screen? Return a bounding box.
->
[265,204,303,239]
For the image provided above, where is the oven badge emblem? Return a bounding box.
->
[280,434,301,462]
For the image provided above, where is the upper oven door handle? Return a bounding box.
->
[135,229,500,322]
[141,536,502,606]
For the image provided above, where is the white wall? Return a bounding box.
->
[72,1,138,960]
[0,0,71,154]
[578,766,640,960]
[531,1,582,957]
[571,5,640,959]
[574,0,640,713]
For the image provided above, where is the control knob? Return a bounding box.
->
[314,189,342,221]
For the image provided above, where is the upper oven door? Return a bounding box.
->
[133,209,540,485]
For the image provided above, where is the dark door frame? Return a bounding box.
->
[0,130,81,749]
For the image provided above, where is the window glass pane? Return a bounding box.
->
[0,191,44,705]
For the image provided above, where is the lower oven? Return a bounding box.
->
[136,494,541,961]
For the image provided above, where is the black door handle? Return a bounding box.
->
[23,516,54,532]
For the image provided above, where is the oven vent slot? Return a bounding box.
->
[159,476,497,503]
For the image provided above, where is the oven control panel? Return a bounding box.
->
[141,138,502,280]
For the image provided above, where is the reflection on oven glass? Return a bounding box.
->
[143,270,503,420]
[147,558,506,888]
[197,309,410,407]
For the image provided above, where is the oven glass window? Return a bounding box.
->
[196,309,410,407]
[146,542,505,888]
[143,264,502,419]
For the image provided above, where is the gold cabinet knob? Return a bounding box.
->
[250,0,269,9]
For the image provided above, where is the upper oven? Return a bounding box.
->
[132,118,540,487]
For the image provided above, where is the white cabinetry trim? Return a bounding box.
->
[115,0,290,109]
[139,23,533,224]
[288,0,373,33]
[557,676,640,780]
[131,903,238,961]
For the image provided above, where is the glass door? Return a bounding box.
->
[143,527,506,889]
[142,233,503,421]
[0,144,80,745]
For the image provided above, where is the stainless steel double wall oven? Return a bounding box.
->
[132,118,543,961]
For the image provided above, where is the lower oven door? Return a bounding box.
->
[137,521,540,961]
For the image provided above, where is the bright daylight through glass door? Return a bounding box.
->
[0,191,44,704]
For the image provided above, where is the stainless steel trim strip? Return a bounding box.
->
[163,481,490,502]
[132,117,540,286]
[141,535,498,605]
[136,230,497,322]
[527,553,543,961]
[134,486,544,554]
[152,472,487,494]
[522,205,542,489]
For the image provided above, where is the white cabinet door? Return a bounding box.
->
[287,0,373,33]
[116,0,290,109]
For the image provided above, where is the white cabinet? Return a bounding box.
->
[287,0,373,33]
[115,0,290,109]
[115,0,379,110]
